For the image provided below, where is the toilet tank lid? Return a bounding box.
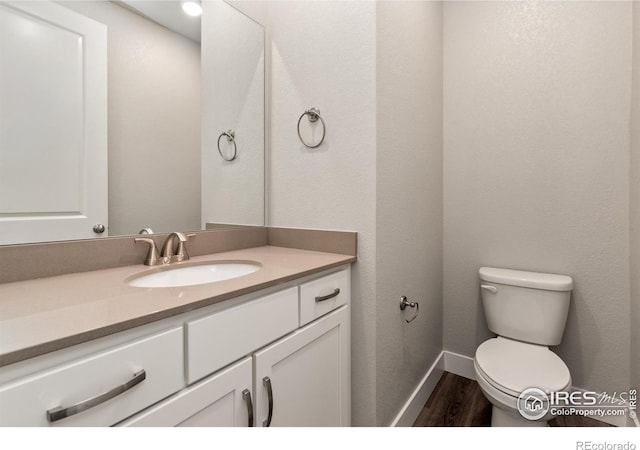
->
[479,267,573,291]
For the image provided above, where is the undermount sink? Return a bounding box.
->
[126,261,261,288]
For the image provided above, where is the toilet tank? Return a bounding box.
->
[479,267,573,346]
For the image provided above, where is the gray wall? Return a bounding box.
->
[266,1,378,426]
[267,0,636,424]
[443,1,632,394]
[61,1,201,236]
[375,1,443,426]
[266,1,444,426]
[631,1,640,395]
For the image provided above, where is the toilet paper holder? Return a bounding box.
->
[399,296,419,323]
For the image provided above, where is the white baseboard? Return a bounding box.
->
[392,350,636,428]
[389,351,445,427]
[443,350,475,380]
[390,350,474,427]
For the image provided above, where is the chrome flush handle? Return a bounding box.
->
[480,285,497,294]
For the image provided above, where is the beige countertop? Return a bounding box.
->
[0,245,356,367]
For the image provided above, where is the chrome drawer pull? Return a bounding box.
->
[315,288,340,303]
[242,389,254,427]
[263,376,273,427]
[46,370,146,423]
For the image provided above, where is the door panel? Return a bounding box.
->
[0,1,107,244]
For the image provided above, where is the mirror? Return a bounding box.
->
[0,0,264,245]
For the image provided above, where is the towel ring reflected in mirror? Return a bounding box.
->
[217,129,237,161]
[297,107,326,148]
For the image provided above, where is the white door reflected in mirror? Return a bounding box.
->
[0,0,265,245]
[0,1,107,245]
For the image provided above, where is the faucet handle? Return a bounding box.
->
[134,237,161,266]
[175,233,196,262]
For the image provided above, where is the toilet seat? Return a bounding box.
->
[474,337,571,397]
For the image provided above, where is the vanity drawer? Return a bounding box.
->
[299,269,350,326]
[0,327,183,427]
[185,287,298,384]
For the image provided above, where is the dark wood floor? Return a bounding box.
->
[412,372,613,427]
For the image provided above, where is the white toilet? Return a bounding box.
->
[474,267,573,427]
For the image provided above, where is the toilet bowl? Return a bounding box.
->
[475,267,573,427]
[474,336,572,427]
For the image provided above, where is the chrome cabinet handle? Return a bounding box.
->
[263,376,273,427]
[46,370,146,423]
[242,389,254,427]
[315,288,340,303]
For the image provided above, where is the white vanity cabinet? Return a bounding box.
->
[0,266,351,427]
[122,267,351,427]
[120,305,350,427]
[254,306,350,427]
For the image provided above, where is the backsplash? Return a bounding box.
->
[0,227,357,284]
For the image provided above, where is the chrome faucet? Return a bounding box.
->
[161,232,192,263]
[134,232,195,266]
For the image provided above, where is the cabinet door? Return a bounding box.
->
[119,357,253,427]
[254,306,350,427]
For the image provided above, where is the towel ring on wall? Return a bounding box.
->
[217,129,237,161]
[399,296,420,324]
[297,107,326,148]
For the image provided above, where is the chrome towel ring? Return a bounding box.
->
[297,107,326,148]
[217,129,237,161]
[400,295,420,323]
